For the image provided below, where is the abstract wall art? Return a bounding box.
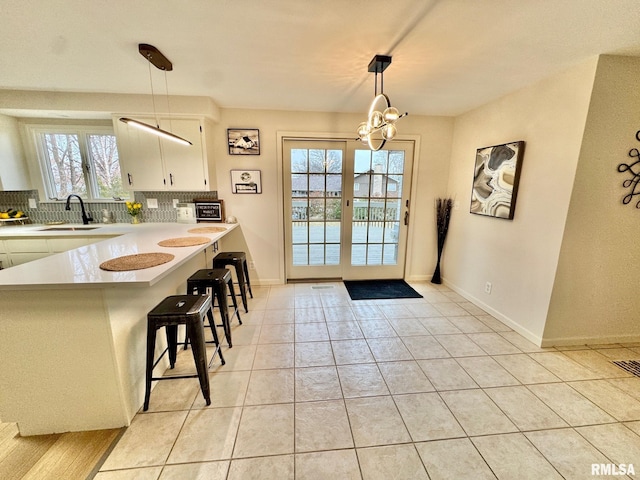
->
[470,140,525,220]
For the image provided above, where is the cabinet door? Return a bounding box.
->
[159,118,208,190]
[114,116,165,191]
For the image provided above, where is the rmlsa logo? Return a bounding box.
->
[591,463,635,476]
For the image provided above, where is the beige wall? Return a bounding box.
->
[443,58,598,343]
[544,55,640,345]
[211,109,454,285]
[0,113,29,190]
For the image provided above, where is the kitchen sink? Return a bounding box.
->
[39,226,101,231]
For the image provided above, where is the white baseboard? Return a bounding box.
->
[443,278,544,347]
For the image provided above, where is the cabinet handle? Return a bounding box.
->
[127,173,133,185]
[170,173,174,186]
[404,210,409,226]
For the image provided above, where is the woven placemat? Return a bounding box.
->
[187,226,227,234]
[158,236,211,247]
[99,253,175,271]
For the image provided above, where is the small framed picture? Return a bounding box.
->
[227,128,260,155]
[231,170,262,194]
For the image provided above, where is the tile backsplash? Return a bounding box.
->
[0,190,218,224]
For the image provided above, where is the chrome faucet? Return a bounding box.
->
[65,194,93,225]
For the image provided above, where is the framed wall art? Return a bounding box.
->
[470,140,525,220]
[227,128,260,155]
[231,169,262,194]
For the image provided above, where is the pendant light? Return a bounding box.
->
[356,55,408,151]
[119,44,192,146]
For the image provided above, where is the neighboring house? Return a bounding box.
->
[290,170,399,198]
[353,170,400,198]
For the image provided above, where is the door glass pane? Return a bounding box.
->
[42,133,86,198]
[326,198,341,220]
[351,244,366,266]
[326,222,341,242]
[293,245,308,265]
[291,174,308,197]
[290,146,343,267]
[326,244,340,265]
[383,244,398,265]
[291,149,308,172]
[292,198,308,221]
[367,244,383,265]
[309,244,325,265]
[293,221,308,243]
[309,150,326,172]
[309,223,324,243]
[352,148,406,267]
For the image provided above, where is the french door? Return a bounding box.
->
[283,139,414,280]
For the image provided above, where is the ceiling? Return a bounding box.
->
[2,0,640,117]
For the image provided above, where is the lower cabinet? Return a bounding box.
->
[0,236,111,267]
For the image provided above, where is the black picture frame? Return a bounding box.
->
[470,140,525,220]
[227,128,260,155]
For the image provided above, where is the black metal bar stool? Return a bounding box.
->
[144,295,218,411]
[187,268,242,348]
[212,252,253,313]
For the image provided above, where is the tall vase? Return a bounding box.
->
[431,248,443,284]
[431,198,452,285]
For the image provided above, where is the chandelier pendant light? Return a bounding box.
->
[119,44,192,146]
[356,55,408,151]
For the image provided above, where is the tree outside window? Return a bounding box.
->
[36,127,128,201]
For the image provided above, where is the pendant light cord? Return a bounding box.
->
[148,62,160,128]
[164,71,174,135]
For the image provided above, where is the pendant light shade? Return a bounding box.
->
[119,117,192,146]
[356,55,408,151]
[119,44,192,147]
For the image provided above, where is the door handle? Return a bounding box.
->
[404,210,409,226]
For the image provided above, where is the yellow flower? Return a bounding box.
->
[126,201,142,216]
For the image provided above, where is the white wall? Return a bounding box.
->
[211,108,454,285]
[0,113,29,190]
[443,58,598,343]
[544,56,640,345]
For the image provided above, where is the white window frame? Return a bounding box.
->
[28,124,127,201]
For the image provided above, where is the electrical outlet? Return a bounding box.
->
[485,282,492,294]
[28,198,37,209]
[147,198,158,209]
[248,261,256,270]
[172,199,179,208]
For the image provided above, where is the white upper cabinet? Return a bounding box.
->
[113,115,214,191]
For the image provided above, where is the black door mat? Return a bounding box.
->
[343,279,423,301]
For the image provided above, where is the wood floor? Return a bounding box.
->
[0,421,122,480]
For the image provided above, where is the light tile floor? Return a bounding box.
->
[95,282,640,479]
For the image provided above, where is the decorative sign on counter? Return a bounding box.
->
[231,170,262,194]
[194,199,224,221]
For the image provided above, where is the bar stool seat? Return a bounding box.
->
[187,268,242,348]
[144,295,218,411]
[212,252,253,313]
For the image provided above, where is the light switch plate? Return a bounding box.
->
[147,198,159,209]
[28,198,37,209]
[172,199,179,208]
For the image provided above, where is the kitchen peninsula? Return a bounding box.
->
[0,222,239,435]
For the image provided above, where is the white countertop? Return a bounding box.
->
[0,222,237,290]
